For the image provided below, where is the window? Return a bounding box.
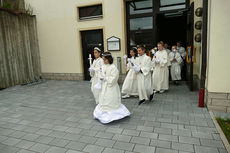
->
[130,17,153,31]
[78,4,102,20]
[129,0,152,15]
[160,0,186,6]
[160,0,187,11]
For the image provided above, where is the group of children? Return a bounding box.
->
[89,41,185,124]
[121,42,185,104]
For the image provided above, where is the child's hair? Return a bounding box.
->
[137,45,146,52]
[157,41,164,46]
[94,47,102,57]
[102,52,113,64]
[172,45,177,49]
[130,47,138,58]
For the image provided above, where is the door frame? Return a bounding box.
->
[80,29,104,80]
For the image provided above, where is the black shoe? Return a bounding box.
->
[149,92,155,102]
[138,99,145,105]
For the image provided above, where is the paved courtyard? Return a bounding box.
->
[0,80,227,153]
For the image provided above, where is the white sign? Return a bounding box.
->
[107,36,120,51]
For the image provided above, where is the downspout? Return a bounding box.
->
[199,0,208,107]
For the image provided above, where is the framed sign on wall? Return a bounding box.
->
[107,36,121,51]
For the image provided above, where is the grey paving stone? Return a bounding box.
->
[122,129,140,136]
[45,146,67,153]
[0,145,20,153]
[35,135,54,144]
[49,138,70,147]
[172,142,194,152]
[9,131,27,138]
[29,143,50,153]
[48,131,66,138]
[150,139,171,149]
[83,144,104,153]
[53,125,69,132]
[96,132,114,139]
[0,128,15,136]
[137,125,154,132]
[154,128,172,135]
[16,140,35,149]
[113,141,135,151]
[78,135,97,144]
[22,133,40,141]
[17,149,36,153]
[65,141,87,151]
[172,130,191,137]
[36,129,53,136]
[140,131,158,139]
[95,138,116,147]
[106,127,123,134]
[192,132,213,139]
[156,148,178,153]
[161,123,178,130]
[112,134,131,142]
[102,148,125,153]
[66,150,83,153]
[179,136,200,145]
[159,134,178,142]
[90,125,107,131]
[144,121,161,128]
[133,144,155,153]
[65,128,82,134]
[0,135,8,142]
[200,138,225,148]
[80,129,98,136]
[130,136,150,145]
[1,137,21,146]
[194,145,219,153]
[218,148,228,153]
[63,133,81,141]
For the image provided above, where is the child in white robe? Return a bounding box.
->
[93,52,130,124]
[135,46,155,105]
[121,48,138,98]
[152,42,169,93]
[169,45,183,85]
[89,47,103,104]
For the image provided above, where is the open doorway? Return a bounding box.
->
[156,12,187,48]
[156,11,188,81]
[81,29,104,80]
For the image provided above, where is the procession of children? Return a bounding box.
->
[89,41,186,124]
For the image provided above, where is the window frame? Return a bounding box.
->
[78,4,103,21]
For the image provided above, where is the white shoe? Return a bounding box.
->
[159,90,165,94]
[122,94,130,99]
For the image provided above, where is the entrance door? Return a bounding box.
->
[81,29,103,80]
[156,11,188,82]
[186,2,194,90]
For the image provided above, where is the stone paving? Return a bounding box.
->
[0,80,227,153]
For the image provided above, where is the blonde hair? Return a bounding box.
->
[157,42,164,46]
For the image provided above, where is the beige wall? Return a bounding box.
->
[76,0,127,74]
[25,0,127,75]
[207,0,230,93]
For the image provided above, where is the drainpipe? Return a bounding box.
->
[199,0,208,107]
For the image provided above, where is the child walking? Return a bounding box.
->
[93,52,130,124]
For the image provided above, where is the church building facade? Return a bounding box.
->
[25,0,230,113]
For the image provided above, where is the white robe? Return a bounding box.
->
[169,51,183,81]
[94,64,130,124]
[136,54,153,100]
[121,57,138,96]
[152,50,169,91]
[177,46,186,60]
[90,58,103,104]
